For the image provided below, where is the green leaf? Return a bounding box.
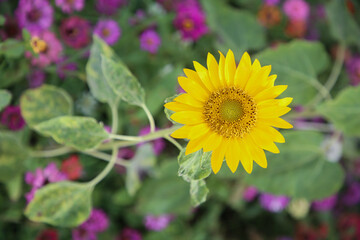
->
[126,144,156,196]
[25,182,93,227]
[101,54,145,107]
[178,149,212,181]
[164,94,181,125]
[190,180,209,207]
[203,0,265,59]
[20,85,73,127]
[0,133,27,183]
[326,0,360,47]
[4,174,22,201]
[86,35,118,104]
[34,116,109,151]
[0,39,25,58]
[0,15,5,26]
[317,86,360,136]
[0,89,11,111]
[256,40,330,105]
[245,131,345,200]
[0,59,29,88]
[136,161,191,215]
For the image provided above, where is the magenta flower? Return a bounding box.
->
[283,0,310,21]
[312,195,337,211]
[60,16,91,49]
[94,20,121,45]
[115,147,135,174]
[173,2,208,41]
[55,0,84,14]
[129,10,146,26]
[72,229,97,240]
[243,186,258,202]
[0,106,26,131]
[139,29,161,54]
[36,228,58,240]
[144,214,174,231]
[27,30,63,67]
[264,0,280,5]
[80,209,109,232]
[116,228,142,240]
[341,182,360,206]
[259,193,290,212]
[15,0,53,31]
[346,55,360,86]
[56,57,77,80]
[138,126,166,155]
[27,69,46,88]
[96,0,127,15]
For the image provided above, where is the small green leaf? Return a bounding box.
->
[203,0,265,59]
[0,89,12,111]
[101,55,145,107]
[25,182,93,227]
[34,116,109,150]
[256,40,330,105]
[0,132,27,182]
[178,149,212,181]
[164,94,182,125]
[245,131,345,200]
[126,144,156,196]
[20,85,73,127]
[86,35,118,104]
[0,15,5,26]
[190,180,209,207]
[4,174,22,201]
[0,39,25,58]
[326,0,360,47]
[0,59,29,88]
[317,86,360,136]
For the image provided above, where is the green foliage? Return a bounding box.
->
[256,40,330,105]
[317,86,360,136]
[0,15,5,26]
[34,116,109,150]
[203,0,266,59]
[20,85,73,127]
[86,36,118,104]
[245,131,345,200]
[190,180,209,207]
[126,144,156,196]
[25,182,93,227]
[0,89,11,111]
[164,94,181,125]
[0,39,25,58]
[4,175,22,201]
[0,59,29,88]
[326,0,360,47]
[178,149,212,181]
[0,133,27,183]
[101,54,146,107]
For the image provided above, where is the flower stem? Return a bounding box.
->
[83,150,129,167]
[30,146,73,158]
[109,134,142,141]
[164,135,183,151]
[142,104,155,133]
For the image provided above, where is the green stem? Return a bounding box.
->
[83,150,129,167]
[142,104,155,133]
[109,134,142,141]
[110,102,119,134]
[30,146,73,158]
[164,135,183,151]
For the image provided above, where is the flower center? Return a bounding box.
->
[27,9,42,22]
[66,0,74,4]
[183,19,194,31]
[30,36,48,54]
[102,28,110,37]
[203,87,257,139]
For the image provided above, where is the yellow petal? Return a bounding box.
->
[257,106,291,118]
[203,132,222,152]
[164,102,201,112]
[183,68,210,93]
[261,118,293,129]
[251,59,261,71]
[245,65,272,97]
[193,61,216,92]
[256,123,285,143]
[178,76,209,102]
[225,140,240,173]
[218,51,227,87]
[265,74,277,88]
[238,52,252,68]
[257,97,293,107]
[237,138,254,174]
[211,141,227,174]
[185,132,209,155]
[249,129,280,154]
[207,53,222,89]
[225,49,236,85]
[245,136,267,168]
[188,123,210,139]
[254,85,288,102]
[170,125,192,139]
[174,94,204,108]
[171,111,204,125]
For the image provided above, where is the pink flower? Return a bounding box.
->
[138,126,166,155]
[60,16,91,49]
[55,0,84,14]
[0,105,26,131]
[94,19,121,45]
[139,29,161,54]
[144,214,174,231]
[283,0,310,21]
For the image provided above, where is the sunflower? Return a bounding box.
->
[165,50,293,174]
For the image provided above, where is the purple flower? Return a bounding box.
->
[259,193,290,212]
[264,0,280,6]
[15,0,53,31]
[173,1,208,41]
[116,228,142,240]
[283,0,310,22]
[27,30,63,67]
[72,228,97,240]
[56,57,77,79]
[115,148,135,174]
[138,126,165,155]
[342,182,360,206]
[80,209,109,232]
[94,20,121,45]
[144,214,174,231]
[129,10,146,26]
[243,186,258,202]
[0,106,26,131]
[55,0,84,14]
[139,29,161,54]
[44,163,68,183]
[27,69,46,88]
[25,168,45,188]
[60,16,91,49]
[346,55,360,86]
[312,195,337,211]
[96,0,127,15]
